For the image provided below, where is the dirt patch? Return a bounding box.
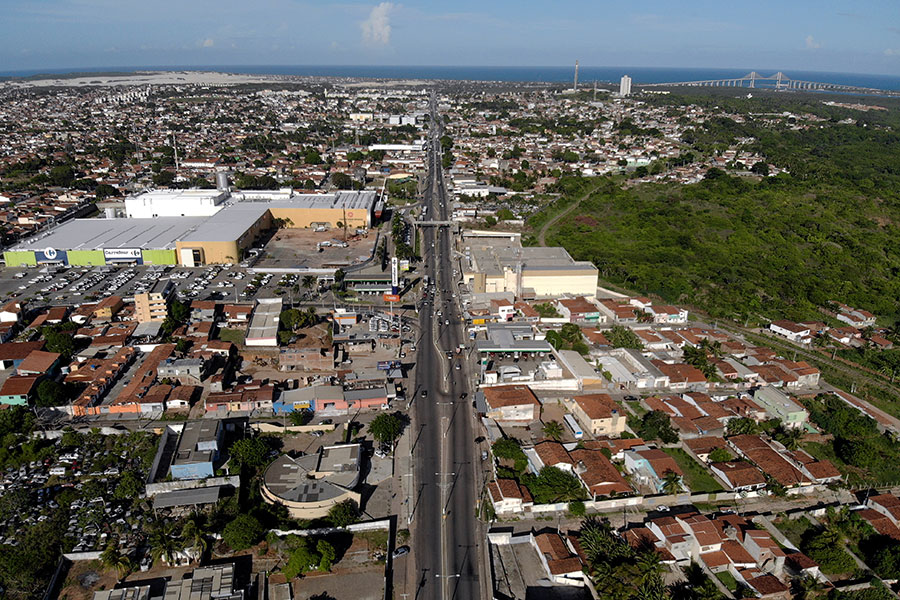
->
[59,560,118,600]
[259,227,378,270]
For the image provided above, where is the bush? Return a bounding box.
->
[568,500,586,517]
[222,514,263,550]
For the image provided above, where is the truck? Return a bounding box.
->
[563,414,584,440]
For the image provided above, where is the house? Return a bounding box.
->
[0,301,24,323]
[16,350,61,376]
[683,436,727,463]
[646,305,689,324]
[769,320,811,344]
[556,297,602,323]
[709,461,766,492]
[273,385,344,414]
[532,532,585,586]
[490,298,515,322]
[190,301,220,322]
[487,479,533,514]
[0,375,40,406]
[727,435,811,488]
[752,387,808,429]
[222,304,253,328]
[867,493,900,526]
[623,446,685,494]
[834,303,876,327]
[482,385,540,424]
[650,360,707,391]
[568,393,626,437]
[0,341,45,370]
[92,295,124,320]
[158,358,207,384]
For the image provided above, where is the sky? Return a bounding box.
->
[2,0,900,75]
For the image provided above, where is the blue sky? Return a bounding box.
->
[2,0,900,75]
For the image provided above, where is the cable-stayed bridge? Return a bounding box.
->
[641,71,898,96]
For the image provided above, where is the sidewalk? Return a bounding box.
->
[390,420,415,599]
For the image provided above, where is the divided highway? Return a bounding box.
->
[409,97,483,600]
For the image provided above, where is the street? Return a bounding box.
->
[409,96,483,600]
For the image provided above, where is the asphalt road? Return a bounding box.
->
[410,97,482,600]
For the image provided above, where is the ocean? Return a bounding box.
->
[3,65,900,91]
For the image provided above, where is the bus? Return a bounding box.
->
[563,414,584,440]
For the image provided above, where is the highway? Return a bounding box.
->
[409,95,483,600]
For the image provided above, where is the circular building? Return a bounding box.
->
[261,444,362,519]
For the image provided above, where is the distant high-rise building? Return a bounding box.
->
[573,60,579,91]
[620,74,632,97]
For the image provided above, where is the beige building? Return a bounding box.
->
[568,393,626,437]
[135,292,168,322]
[261,444,362,519]
[464,241,598,298]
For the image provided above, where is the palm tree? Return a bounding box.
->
[542,420,564,441]
[302,275,316,291]
[100,543,131,579]
[636,550,664,585]
[180,513,209,558]
[148,520,184,566]
[661,470,684,495]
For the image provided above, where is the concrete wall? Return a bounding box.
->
[251,422,338,434]
[144,475,240,497]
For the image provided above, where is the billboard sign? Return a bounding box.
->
[34,248,67,263]
[383,293,400,303]
[104,248,143,261]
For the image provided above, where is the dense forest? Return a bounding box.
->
[533,97,900,325]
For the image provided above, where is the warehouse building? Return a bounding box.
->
[5,188,377,267]
[462,239,598,298]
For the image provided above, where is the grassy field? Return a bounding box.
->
[662,447,723,493]
[774,516,813,547]
[715,571,738,592]
[218,327,245,346]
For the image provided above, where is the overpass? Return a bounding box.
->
[417,220,457,227]
[641,71,900,96]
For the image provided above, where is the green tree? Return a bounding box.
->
[43,331,74,359]
[330,172,352,188]
[496,208,514,221]
[606,325,644,350]
[327,499,359,528]
[280,308,302,331]
[707,447,732,463]
[542,420,564,441]
[228,437,269,470]
[368,413,403,449]
[726,417,760,437]
[302,275,317,291]
[525,466,587,503]
[289,409,312,426]
[484,215,497,227]
[317,539,336,571]
[113,470,143,500]
[222,514,263,550]
[638,411,679,444]
[152,170,176,186]
[283,536,320,579]
[181,513,210,556]
[568,500,586,517]
[35,379,67,407]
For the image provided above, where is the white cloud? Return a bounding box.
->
[361,2,394,46]
[805,35,822,49]
[202,38,214,48]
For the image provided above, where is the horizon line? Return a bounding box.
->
[3,63,900,80]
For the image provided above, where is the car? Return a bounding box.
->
[657,505,670,512]
[460,392,468,399]
[392,545,410,558]
[455,363,461,370]
[421,390,428,398]
[320,418,333,425]
[444,320,450,326]
[481,450,488,461]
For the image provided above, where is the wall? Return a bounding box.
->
[251,422,338,434]
[4,251,37,266]
[142,249,177,265]
[144,475,240,497]
[269,206,371,229]
[66,250,105,266]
